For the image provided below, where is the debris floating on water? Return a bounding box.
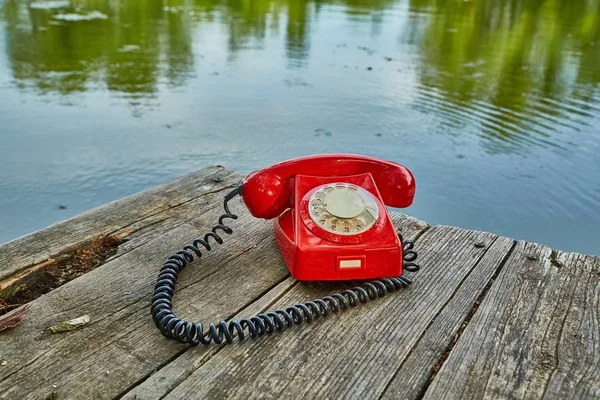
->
[47,314,90,333]
[53,11,108,21]
[29,1,70,9]
[357,46,375,55]
[314,128,332,137]
[118,45,140,53]
[163,6,183,13]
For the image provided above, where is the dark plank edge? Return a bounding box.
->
[0,169,240,316]
[0,166,236,281]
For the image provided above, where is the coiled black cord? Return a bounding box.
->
[151,185,420,345]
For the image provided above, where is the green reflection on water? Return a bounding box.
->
[407,0,600,150]
[1,0,396,94]
[2,0,196,95]
[2,0,599,120]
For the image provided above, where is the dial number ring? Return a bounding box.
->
[308,183,379,235]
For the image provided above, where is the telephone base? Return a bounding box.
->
[274,172,403,282]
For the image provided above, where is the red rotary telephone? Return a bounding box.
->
[152,154,419,345]
[242,154,415,281]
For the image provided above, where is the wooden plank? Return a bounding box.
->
[423,241,600,399]
[0,170,427,400]
[0,208,426,400]
[121,213,429,400]
[0,166,236,281]
[121,277,299,400]
[379,235,516,400]
[140,226,514,400]
[0,203,279,399]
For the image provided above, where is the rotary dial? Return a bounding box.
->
[308,183,379,235]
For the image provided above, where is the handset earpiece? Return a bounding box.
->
[242,171,292,219]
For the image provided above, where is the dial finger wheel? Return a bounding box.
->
[308,183,379,235]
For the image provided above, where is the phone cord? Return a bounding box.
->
[151,185,420,345]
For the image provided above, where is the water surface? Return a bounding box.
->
[1,0,599,254]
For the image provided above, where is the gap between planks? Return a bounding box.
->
[0,183,239,317]
[421,242,600,399]
[411,239,518,400]
[118,275,297,400]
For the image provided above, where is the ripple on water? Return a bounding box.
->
[412,81,595,153]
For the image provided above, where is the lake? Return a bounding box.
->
[0,0,599,255]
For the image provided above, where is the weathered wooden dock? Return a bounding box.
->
[0,166,598,399]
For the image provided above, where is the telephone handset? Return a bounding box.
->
[242,154,415,219]
[152,154,420,345]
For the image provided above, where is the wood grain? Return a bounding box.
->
[121,213,429,400]
[0,168,425,400]
[0,204,280,399]
[153,227,514,400]
[0,203,428,400]
[121,277,299,400]
[380,235,516,400]
[423,241,600,400]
